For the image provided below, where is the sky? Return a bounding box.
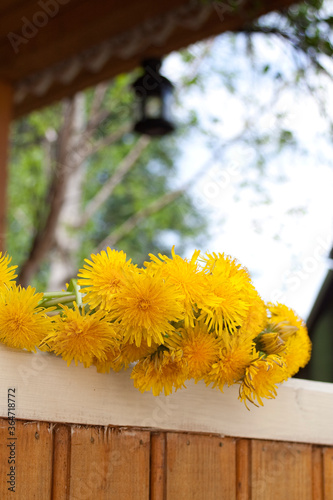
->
[163,32,333,321]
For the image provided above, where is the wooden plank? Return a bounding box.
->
[6,0,297,117]
[236,439,251,500]
[0,345,333,445]
[312,446,324,500]
[0,0,184,79]
[251,440,313,500]
[0,418,53,499]
[52,424,71,499]
[0,81,12,252]
[166,433,236,500]
[69,426,150,499]
[150,432,166,500]
[323,447,333,499]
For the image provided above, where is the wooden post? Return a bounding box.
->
[0,81,13,253]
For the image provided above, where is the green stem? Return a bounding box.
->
[42,294,76,308]
[71,280,82,307]
[42,291,74,298]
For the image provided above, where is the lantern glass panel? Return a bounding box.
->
[145,96,163,119]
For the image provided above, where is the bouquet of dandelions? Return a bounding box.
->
[0,247,311,408]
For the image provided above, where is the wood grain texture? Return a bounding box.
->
[0,0,295,117]
[236,439,251,500]
[312,446,324,500]
[150,432,166,500]
[52,424,71,499]
[251,440,313,500]
[0,346,333,445]
[166,433,236,500]
[0,418,53,499]
[323,447,333,499]
[68,426,150,500]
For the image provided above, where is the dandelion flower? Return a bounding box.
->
[200,253,251,334]
[146,247,215,326]
[267,302,311,376]
[0,284,52,351]
[108,270,184,346]
[95,337,156,373]
[241,288,267,340]
[267,302,303,329]
[167,322,219,381]
[239,354,287,408]
[131,348,188,396]
[77,248,135,310]
[205,331,254,390]
[0,253,17,290]
[41,304,117,367]
[255,320,298,355]
[280,325,312,377]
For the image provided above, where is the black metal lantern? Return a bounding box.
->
[132,58,175,136]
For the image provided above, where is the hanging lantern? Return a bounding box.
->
[132,58,175,136]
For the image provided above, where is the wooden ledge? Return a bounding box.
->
[0,344,332,445]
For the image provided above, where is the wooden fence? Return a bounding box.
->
[0,420,333,499]
[0,345,333,499]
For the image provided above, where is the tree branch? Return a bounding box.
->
[96,187,185,251]
[78,135,151,227]
[94,119,261,252]
[87,83,109,126]
[17,99,79,286]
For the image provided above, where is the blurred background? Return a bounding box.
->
[1,0,333,381]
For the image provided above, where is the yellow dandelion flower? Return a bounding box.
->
[41,305,117,367]
[167,322,219,381]
[0,253,17,289]
[266,302,311,376]
[202,251,250,279]
[239,354,287,408]
[93,345,121,373]
[241,288,267,340]
[77,248,135,310]
[131,348,188,396]
[0,284,53,351]
[199,253,252,334]
[146,247,214,327]
[267,302,303,329]
[95,338,157,373]
[255,320,298,355]
[205,331,254,390]
[256,332,286,355]
[108,270,184,347]
[280,325,312,377]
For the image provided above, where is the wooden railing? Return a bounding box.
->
[0,421,332,499]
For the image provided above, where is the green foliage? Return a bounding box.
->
[7,0,333,286]
[7,76,207,285]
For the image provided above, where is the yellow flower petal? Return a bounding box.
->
[0,284,52,351]
[77,248,135,310]
[0,253,17,290]
[108,270,184,346]
[131,349,188,396]
[42,305,117,366]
